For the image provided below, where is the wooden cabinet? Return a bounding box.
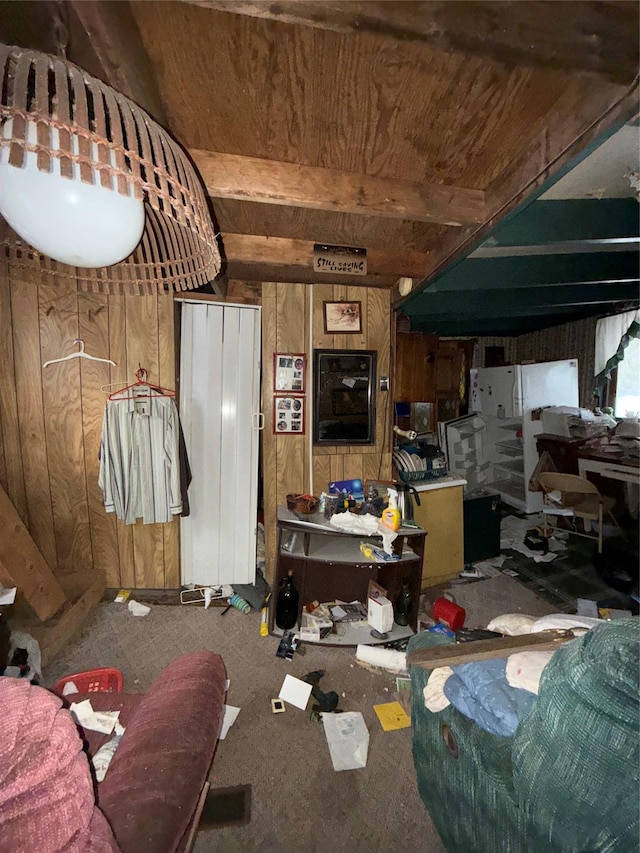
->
[395,332,438,403]
[413,477,465,587]
[272,507,425,640]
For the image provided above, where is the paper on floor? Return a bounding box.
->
[70,699,120,734]
[278,674,313,710]
[322,711,369,771]
[500,514,563,563]
[0,586,17,606]
[373,700,411,731]
[219,704,240,739]
[127,599,151,616]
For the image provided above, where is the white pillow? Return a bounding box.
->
[506,651,555,694]
[486,613,539,636]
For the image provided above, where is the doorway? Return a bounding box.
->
[178,299,262,586]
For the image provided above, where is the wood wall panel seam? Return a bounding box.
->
[13,278,58,571]
[0,272,28,522]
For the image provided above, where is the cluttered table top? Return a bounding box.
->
[277,505,425,537]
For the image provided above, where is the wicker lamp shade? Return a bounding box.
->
[0,44,222,294]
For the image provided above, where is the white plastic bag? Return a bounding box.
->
[322,711,369,771]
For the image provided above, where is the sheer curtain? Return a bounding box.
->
[594,309,640,416]
[594,309,640,378]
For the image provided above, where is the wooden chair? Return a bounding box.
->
[538,472,622,554]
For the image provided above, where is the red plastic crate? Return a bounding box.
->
[51,667,123,696]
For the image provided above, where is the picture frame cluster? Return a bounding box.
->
[273,353,306,434]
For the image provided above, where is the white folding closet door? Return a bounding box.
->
[179,301,261,586]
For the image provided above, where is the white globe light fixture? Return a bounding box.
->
[0,118,145,268]
[0,44,221,294]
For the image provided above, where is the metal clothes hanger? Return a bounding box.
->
[107,367,175,401]
[43,338,116,368]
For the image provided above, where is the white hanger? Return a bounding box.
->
[43,338,117,368]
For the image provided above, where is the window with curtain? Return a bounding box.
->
[613,336,640,418]
[594,309,640,417]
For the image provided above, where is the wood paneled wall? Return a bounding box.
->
[262,282,392,583]
[0,262,179,592]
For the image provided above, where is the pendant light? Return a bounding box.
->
[0,44,221,294]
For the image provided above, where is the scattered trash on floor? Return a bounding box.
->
[92,730,125,782]
[0,585,17,605]
[69,699,122,735]
[278,674,313,710]
[355,644,407,674]
[219,704,240,739]
[500,514,564,562]
[373,700,411,731]
[322,711,369,771]
[577,598,599,618]
[127,599,151,616]
[3,631,42,683]
[114,589,131,603]
[275,630,298,660]
[303,670,340,715]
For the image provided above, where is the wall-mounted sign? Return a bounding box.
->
[313,244,367,276]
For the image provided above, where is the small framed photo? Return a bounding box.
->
[273,395,305,434]
[274,353,306,392]
[323,301,362,335]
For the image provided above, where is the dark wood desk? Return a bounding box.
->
[535,433,588,474]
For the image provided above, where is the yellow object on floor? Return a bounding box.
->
[373,700,411,731]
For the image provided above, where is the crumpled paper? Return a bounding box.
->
[69,699,124,735]
[128,599,151,616]
[329,511,398,555]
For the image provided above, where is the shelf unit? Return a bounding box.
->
[494,458,524,476]
[495,439,524,457]
[272,507,425,642]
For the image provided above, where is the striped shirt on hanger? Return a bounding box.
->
[98,388,182,525]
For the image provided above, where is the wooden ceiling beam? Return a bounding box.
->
[222,233,430,280]
[191,150,485,226]
[397,78,640,308]
[180,1,638,84]
[68,0,168,125]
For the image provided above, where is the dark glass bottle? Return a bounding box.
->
[395,582,412,627]
[275,569,300,630]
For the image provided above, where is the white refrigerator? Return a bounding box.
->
[441,359,579,513]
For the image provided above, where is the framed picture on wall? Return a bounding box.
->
[274,353,306,392]
[323,301,362,334]
[273,395,305,434]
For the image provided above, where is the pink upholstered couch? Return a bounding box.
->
[0,651,227,853]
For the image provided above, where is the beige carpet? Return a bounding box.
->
[42,576,556,853]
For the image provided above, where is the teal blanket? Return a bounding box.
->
[410,618,640,852]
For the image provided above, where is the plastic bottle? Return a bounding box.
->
[275,569,300,630]
[381,487,401,532]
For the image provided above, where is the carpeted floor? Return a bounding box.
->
[41,574,560,853]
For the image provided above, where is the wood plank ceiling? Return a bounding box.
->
[0,1,638,324]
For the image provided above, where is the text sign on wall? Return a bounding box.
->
[313,244,367,276]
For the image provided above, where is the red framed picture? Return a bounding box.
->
[273,395,305,435]
[274,353,306,393]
